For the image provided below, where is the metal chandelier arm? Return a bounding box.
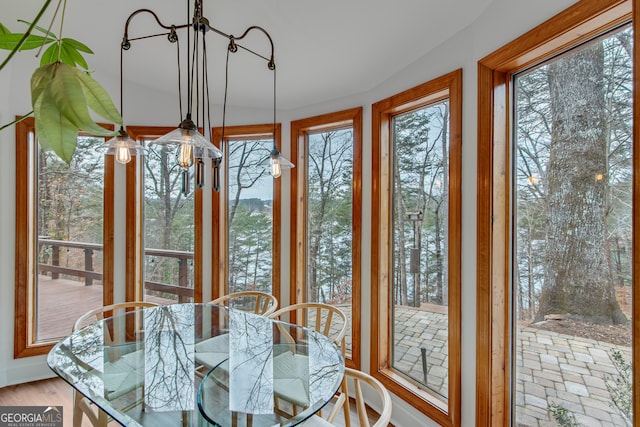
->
[120,8,276,71]
[228,25,276,70]
[121,9,183,49]
[117,0,286,188]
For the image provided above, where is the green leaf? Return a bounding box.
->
[40,43,58,66]
[39,39,92,69]
[30,62,56,107]
[0,23,10,35]
[17,20,57,38]
[47,63,112,136]
[0,0,53,71]
[73,68,123,126]
[0,33,53,51]
[30,63,116,163]
[61,38,93,54]
[57,42,75,67]
[34,86,78,163]
[49,63,99,131]
[60,41,88,69]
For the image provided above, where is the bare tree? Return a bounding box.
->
[144,145,194,285]
[307,129,353,302]
[392,103,449,307]
[227,139,270,225]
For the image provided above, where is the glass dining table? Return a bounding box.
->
[47,303,345,426]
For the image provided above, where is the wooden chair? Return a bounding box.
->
[209,290,279,316]
[267,302,348,351]
[268,303,348,418]
[303,367,393,427]
[195,292,278,378]
[72,301,159,427]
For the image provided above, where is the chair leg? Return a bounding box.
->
[97,407,108,427]
[72,391,84,427]
[342,377,351,427]
[74,394,101,427]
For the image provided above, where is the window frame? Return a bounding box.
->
[211,123,282,301]
[14,117,115,358]
[475,0,636,425]
[127,126,204,302]
[371,70,462,425]
[290,107,363,369]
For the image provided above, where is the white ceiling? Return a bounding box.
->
[4,0,493,110]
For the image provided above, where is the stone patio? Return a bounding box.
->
[385,305,632,426]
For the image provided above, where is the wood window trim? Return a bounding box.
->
[103,154,115,306]
[211,123,282,302]
[290,107,363,370]
[14,117,115,358]
[475,0,635,425]
[371,69,462,426]
[127,126,204,302]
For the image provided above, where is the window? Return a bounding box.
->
[127,126,204,303]
[371,70,461,425]
[15,117,114,357]
[211,124,282,300]
[290,108,362,367]
[476,0,636,425]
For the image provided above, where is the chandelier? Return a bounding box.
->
[106,0,294,194]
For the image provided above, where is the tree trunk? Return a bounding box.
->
[535,43,626,324]
[433,209,443,305]
[440,104,449,306]
[393,150,408,306]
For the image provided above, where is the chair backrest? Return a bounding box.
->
[209,291,279,316]
[73,301,159,332]
[268,302,348,350]
[72,302,159,427]
[325,367,393,427]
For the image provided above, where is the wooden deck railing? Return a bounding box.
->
[144,247,194,302]
[38,238,194,300]
[38,239,103,285]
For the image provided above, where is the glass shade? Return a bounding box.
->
[151,122,222,161]
[149,118,222,193]
[269,149,295,178]
[106,129,145,164]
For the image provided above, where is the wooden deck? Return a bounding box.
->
[36,276,175,341]
[37,276,105,340]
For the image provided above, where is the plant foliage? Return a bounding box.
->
[548,403,579,427]
[0,5,121,164]
[606,349,633,423]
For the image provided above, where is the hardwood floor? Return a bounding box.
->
[0,377,388,426]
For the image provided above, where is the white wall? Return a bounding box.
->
[0,0,579,425]
[0,46,15,389]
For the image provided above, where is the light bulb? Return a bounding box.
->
[178,143,193,169]
[115,140,132,164]
[270,156,282,178]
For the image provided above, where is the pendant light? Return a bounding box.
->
[118,0,293,194]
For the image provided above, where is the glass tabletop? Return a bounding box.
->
[47,303,344,427]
